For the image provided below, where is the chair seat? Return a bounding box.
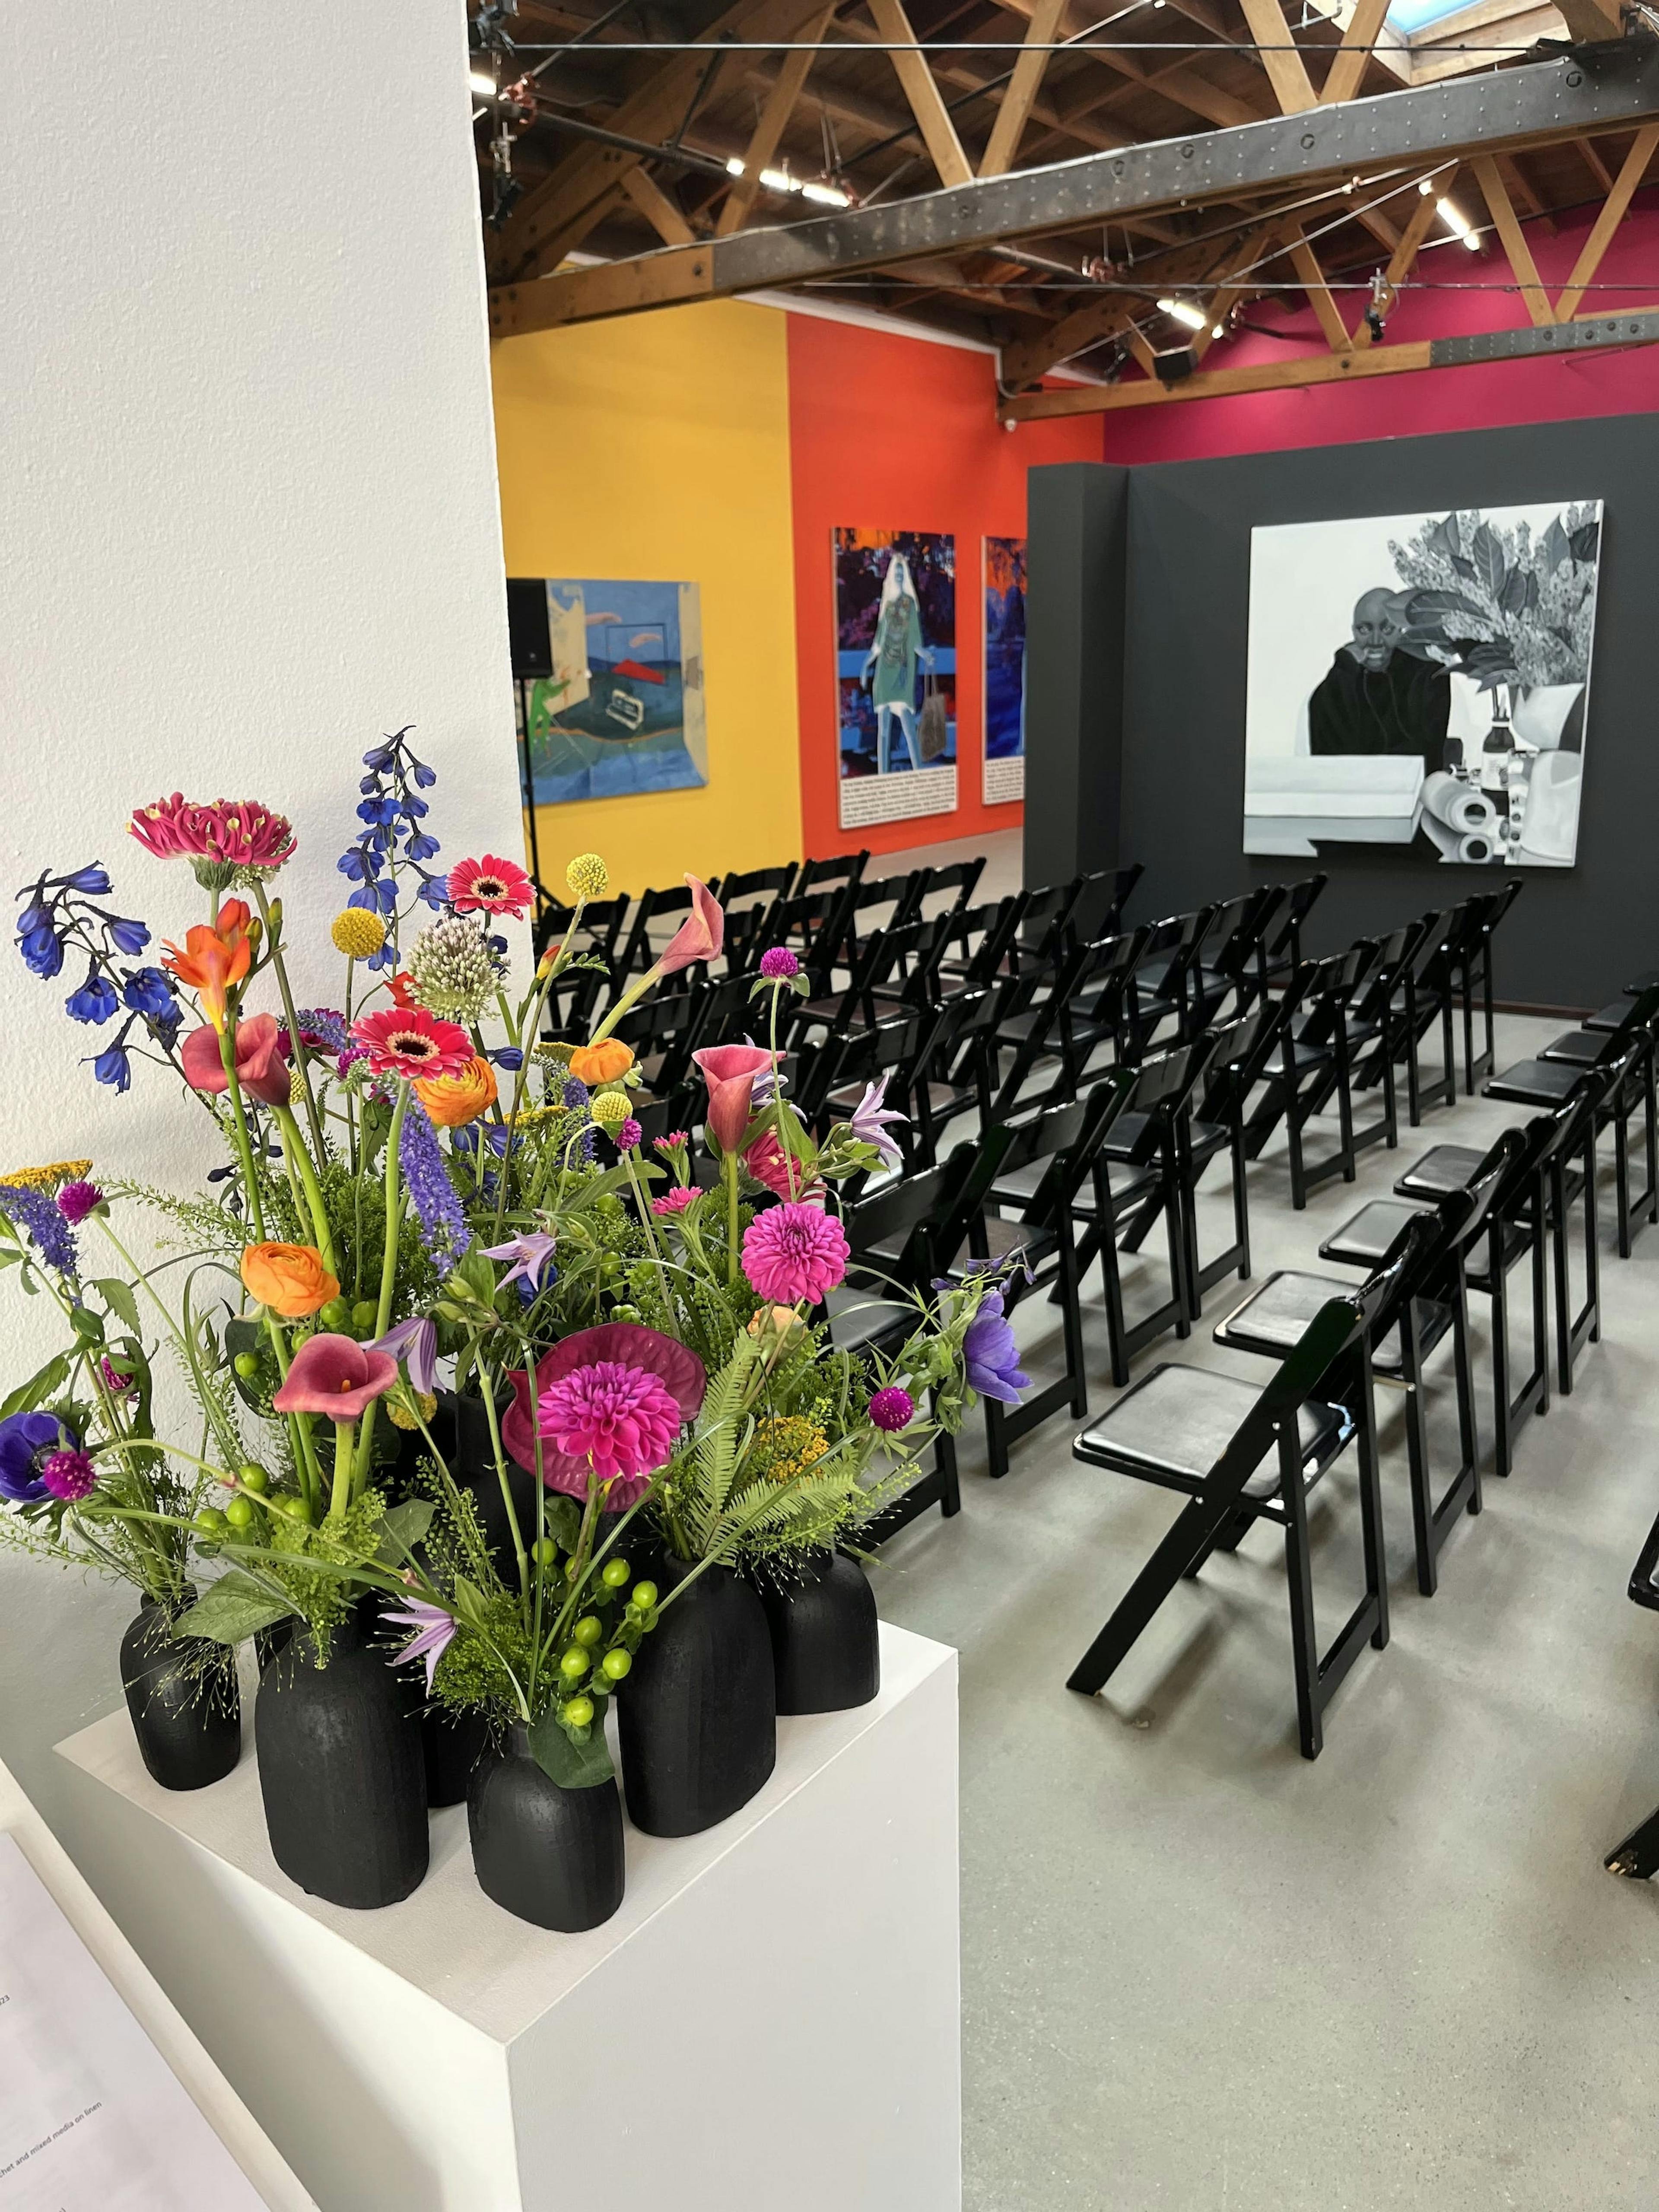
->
[1484,1058,1586,1106]
[1189,1119,1231,1169]
[1319,1198,1431,1268]
[1394,1143,1486,1198]
[1371,1299,1452,1377]
[1586,998,1641,1034]
[1626,970,1659,996]
[822,1283,916,1352]
[1074,1363,1350,1500]
[1213,1270,1354,1357]
[1541,1029,1611,1066]
[945,1216,1057,1275]
[1259,1045,1334,1083]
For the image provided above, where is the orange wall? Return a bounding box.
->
[786,313,1100,861]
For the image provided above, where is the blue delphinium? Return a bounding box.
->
[397,1098,470,1266]
[337,728,448,971]
[14,864,182,1092]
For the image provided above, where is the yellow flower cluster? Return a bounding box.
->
[750,1416,830,1487]
[0,1159,93,1192]
[331,909,387,959]
[588,1089,631,1131]
[566,852,609,899]
[388,1389,439,1431]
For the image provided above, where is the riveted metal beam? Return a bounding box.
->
[489,37,1659,338]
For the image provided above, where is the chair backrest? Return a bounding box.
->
[915,858,985,920]
[796,849,868,897]
[534,891,631,964]
[718,863,796,906]
[1066,864,1142,947]
[842,871,926,957]
[1011,879,1084,969]
[1205,1288,1372,1500]
[843,1125,1016,1287]
[1350,917,1428,1025]
[1005,1067,1138,1233]
[616,884,695,977]
[1192,1004,1277,1124]
[1263,873,1328,971]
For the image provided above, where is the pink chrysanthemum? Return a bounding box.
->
[41,1448,98,1502]
[129,795,296,874]
[537,1362,683,1491]
[56,1180,104,1224]
[758,946,800,980]
[742,1202,849,1306]
[652,1186,699,1218]
[655,1131,688,1153]
[447,855,534,918]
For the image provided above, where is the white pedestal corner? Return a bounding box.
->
[54,1623,961,2212]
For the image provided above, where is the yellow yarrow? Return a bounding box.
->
[388,1388,439,1431]
[0,1159,93,1192]
[750,1416,831,1486]
[588,1087,630,1130]
[565,852,609,899]
[331,908,387,960]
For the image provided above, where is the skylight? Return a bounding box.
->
[1385,0,1479,31]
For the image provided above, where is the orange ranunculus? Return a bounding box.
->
[568,1038,635,1087]
[240,1241,338,1318]
[414,1054,498,1129]
[162,898,255,1032]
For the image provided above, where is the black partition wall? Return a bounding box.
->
[1024,415,1659,1009]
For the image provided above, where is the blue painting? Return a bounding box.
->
[519,578,708,807]
[983,535,1026,804]
[834,528,958,831]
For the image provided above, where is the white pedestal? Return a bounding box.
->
[54,1624,960,2212]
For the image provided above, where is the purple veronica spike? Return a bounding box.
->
[847,1075,907,1168]
[367,1316,438,1397]
[0,1183,79,1277]
[397,1099,470,1266]
[382,1599,457,1695]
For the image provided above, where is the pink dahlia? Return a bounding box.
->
[652,1186,699,1218]
[349,1005,473,1082]
[502,1324,706,1506]
[129,796,296,874]
[447,855,534,918]
[742,1202,849,1306]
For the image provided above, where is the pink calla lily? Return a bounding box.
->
[181,1013,292,1107]
[272,1334,399,1417]
[657,876,725,975]
[693,1042,779,1153]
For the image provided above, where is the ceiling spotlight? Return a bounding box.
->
[1211,323,1225,340]
[469,69,497,96]
[726,156,747,176]
[1157,296,1208,331]
[1437,197,1480,249]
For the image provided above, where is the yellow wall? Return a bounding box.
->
[492,299,801,898]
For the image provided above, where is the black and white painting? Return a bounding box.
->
[1243,501,1602,867]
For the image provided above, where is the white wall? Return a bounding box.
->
[0,5,519,1812]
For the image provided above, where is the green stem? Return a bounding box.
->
[724,1149,741,1287]
[354,1081,409,1494]
[253,881,327,1163]
[273,1106,337,1274]
[480,1363,531,1608]
[767,979,798,1201]
[330,1421,357,1521]
[622,1150,675,1322]
[217,1030,267,1241]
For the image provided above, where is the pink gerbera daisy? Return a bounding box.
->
[447,855,534,918]
[742,1202,849,1306]
[349,1005,474,1081]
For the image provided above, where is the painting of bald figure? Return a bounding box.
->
[1243,501,1603,867]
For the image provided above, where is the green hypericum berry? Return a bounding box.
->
[563,1695,595,1729]
[573,1615,603,1647]
[319,1297,351,1332]
[351,1300,378,1333]
[232,1351,261,1381]
[630,1580,658,1610]
[224,1496,256,1529]
[238,1464,269,1493]
[276,1495,311,1522]
[601,1648,632,1681]
[559,1646,590,1680]
[532,1536,559,1567]
[194,1508,228,1539]
[564,1557,582,1580]
[601,1557,630,1589]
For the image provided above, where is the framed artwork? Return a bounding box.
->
[1244,502,1602,867]
[834,528,957,832]
[983,535,1026,805]
[512,578,708,807]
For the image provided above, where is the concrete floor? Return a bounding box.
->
[874,1011,1659,2211]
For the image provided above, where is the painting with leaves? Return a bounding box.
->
[1243,500,1602,867]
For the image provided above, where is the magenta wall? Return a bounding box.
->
[1101,188,1659,465]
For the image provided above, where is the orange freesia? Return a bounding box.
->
[414,1055,498,1129]
[568,1037,635,1087]
[162,898,255,1032]
[240,1241,338,1318]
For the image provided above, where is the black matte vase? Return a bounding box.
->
[255,1610,429,1908]
[437,1389,540,1579]
[468,1723,626,1930]
[121,1598,242,1792]
[757,1552,880,1716]
[423,1705,489,1808]
[617,1557,775,1837]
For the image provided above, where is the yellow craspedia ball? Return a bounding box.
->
[565,852,609,899]
[588,1087,630,1130]
[331,909,387,960]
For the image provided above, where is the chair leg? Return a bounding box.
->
[1352,1357,1389,1651]
[1607,1805,1659,1878]
[1452,1273,1481,1515]
[1489,1226,1513,1480]
[1279,1429,1324,1761]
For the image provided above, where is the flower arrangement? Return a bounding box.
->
[4,730,1004,1827]
[1390,505,1601,696]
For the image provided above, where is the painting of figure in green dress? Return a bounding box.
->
[834,529,957,832]
[514,578,708,806]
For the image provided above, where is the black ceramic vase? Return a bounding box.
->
[437,1389,540,1579]
[618,1557,776,1837]
[757,1552,880,1716]
[423,1705,489,1809]
[468,1723,626,1931]
[121,1598,242,1792]
[255,1611,429,1909]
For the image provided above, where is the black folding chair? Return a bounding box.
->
[1261,874,1328,997]
[1186,885,1285,1032]
[1127,906,1219,1052]
[1064,864,1144,949]
[1606,1504,1659,1878]
[1069,1274,1392,1761]
[1244,947,1377,1210]
[1533,983,1659,1257]
[1390,905,1459,1125]
[1449,879,1522,1093]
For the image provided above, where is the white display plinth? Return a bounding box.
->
[54,1624,960,2212]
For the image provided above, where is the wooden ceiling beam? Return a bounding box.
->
[1320,0,1390,108]
[979,0,1068,175]
[1235,0,1317,115]
[865,0,976,184]
[1471,153,1555,325]
[1555,123,1659,319]
[619,165,699,243]
[718,3,836,234]
[1285,221,1354,348]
